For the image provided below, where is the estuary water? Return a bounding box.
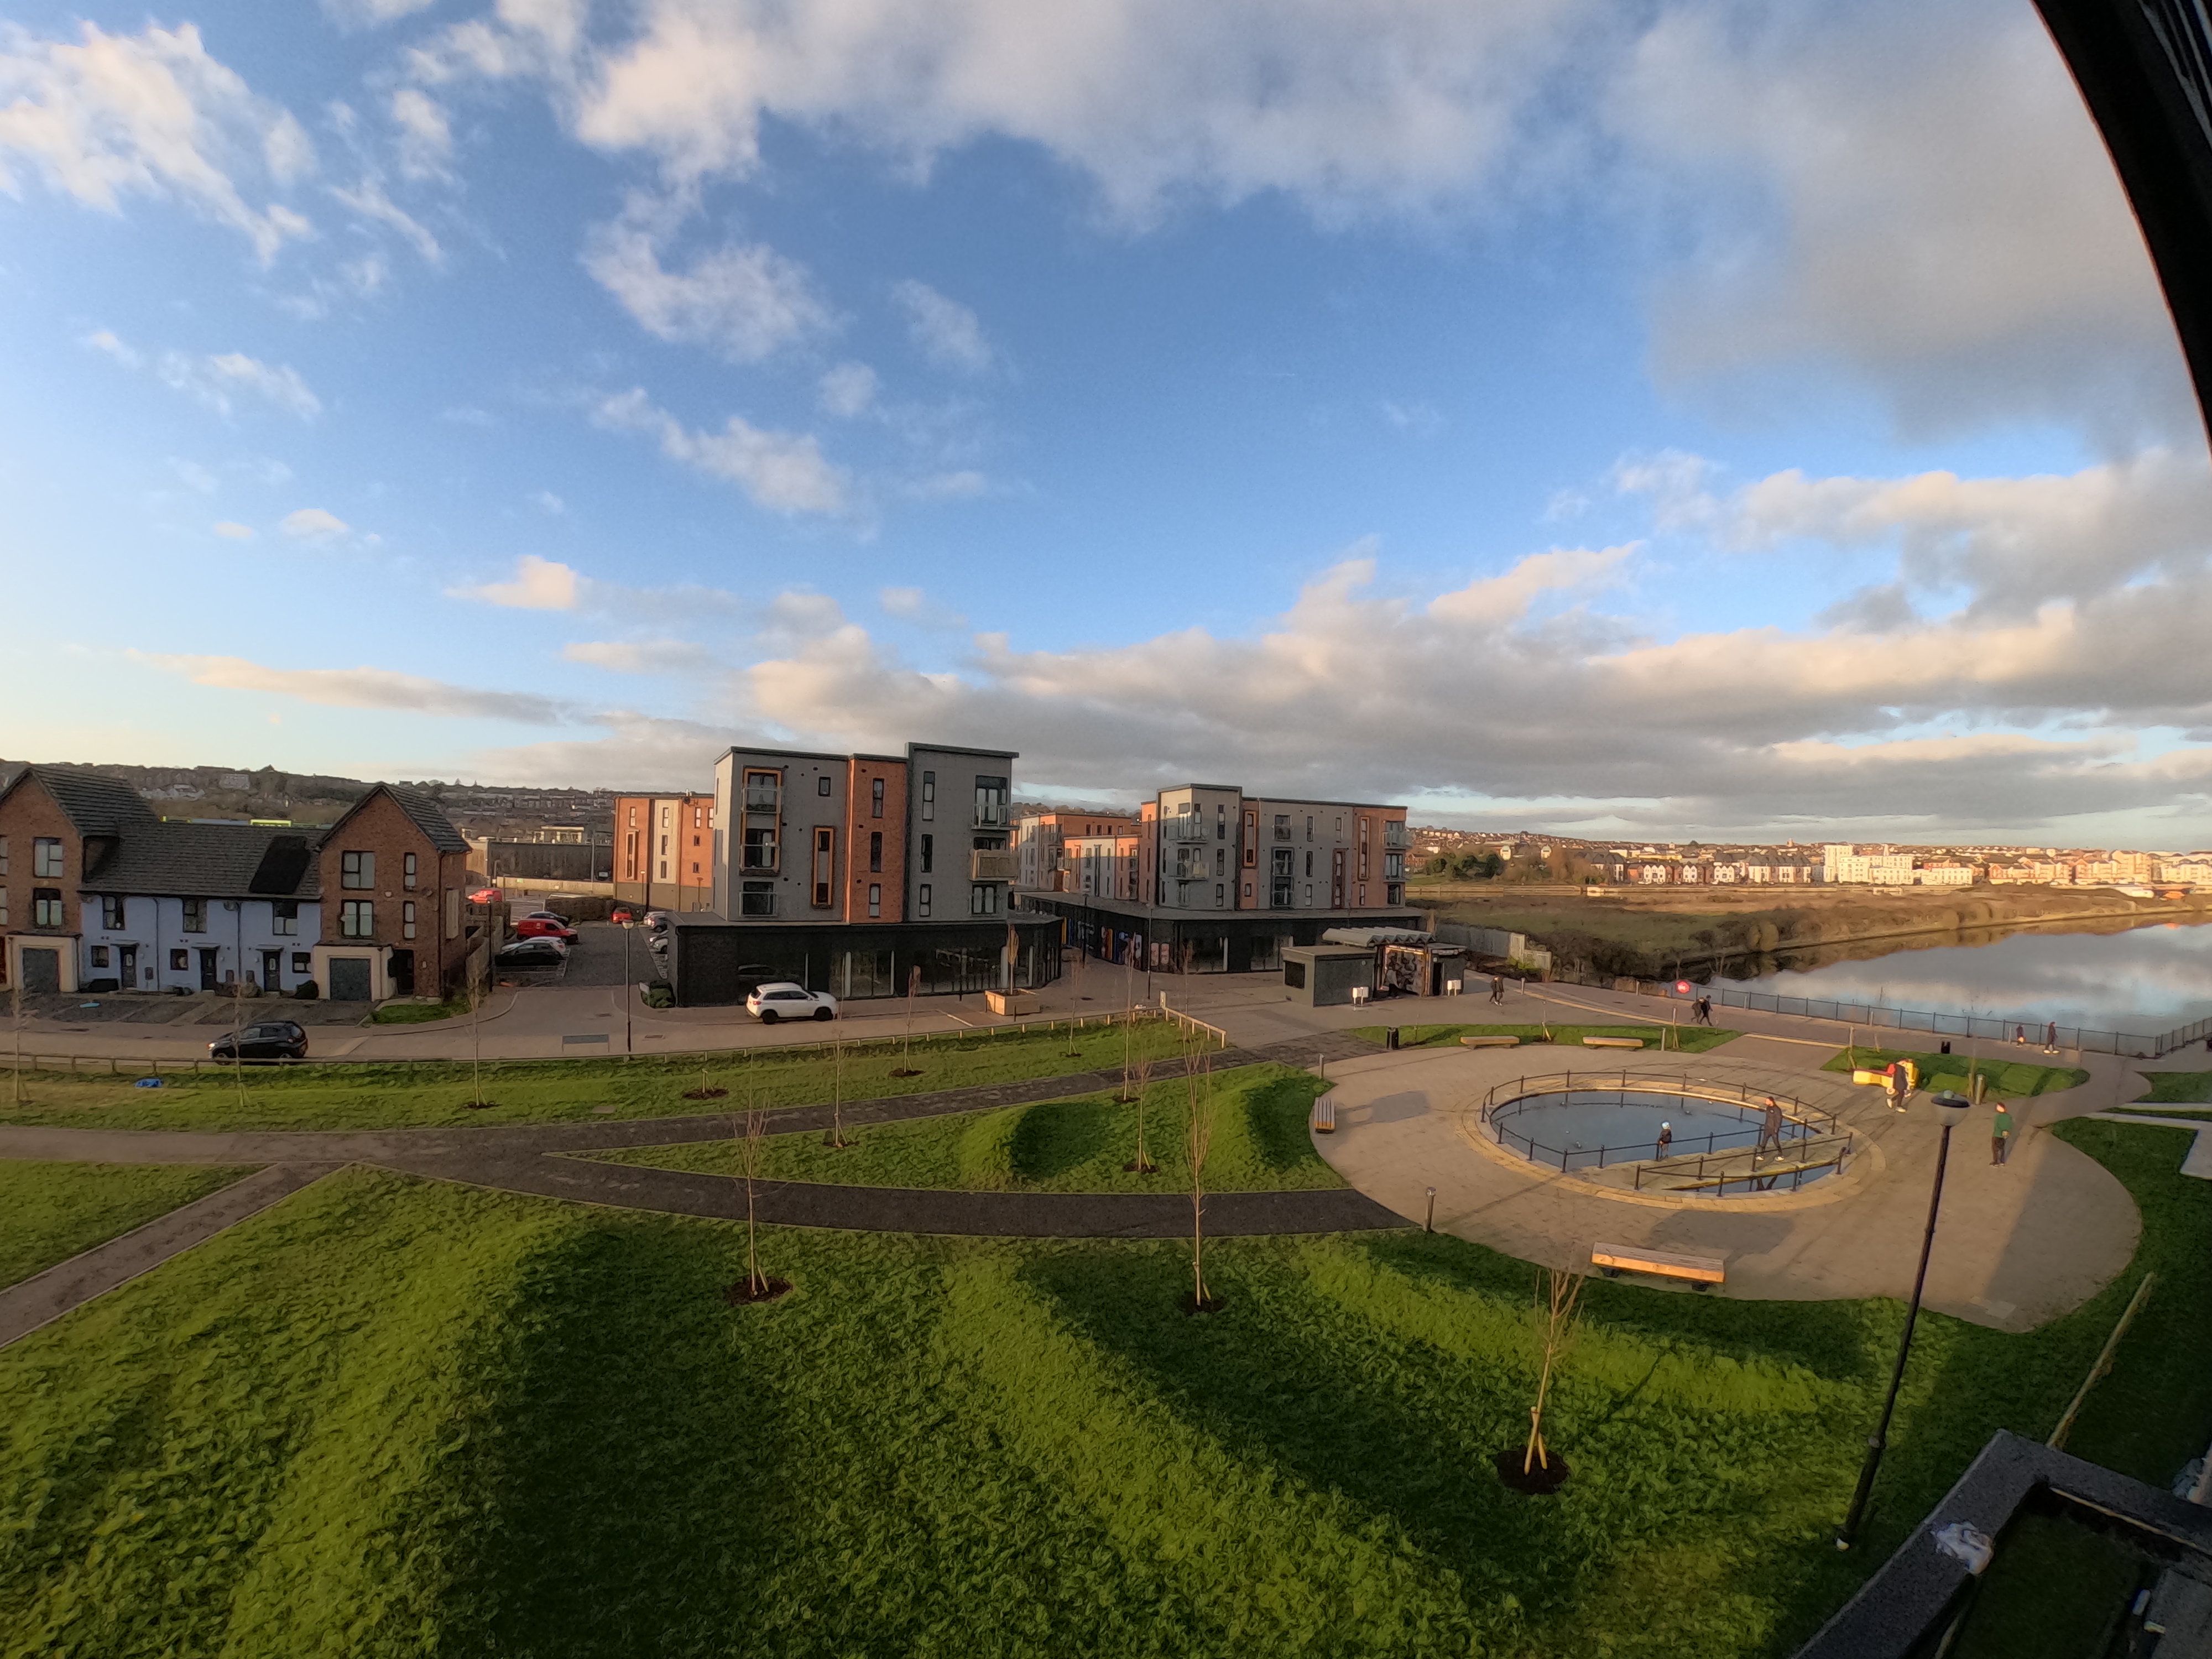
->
[1726,919,2212,1037]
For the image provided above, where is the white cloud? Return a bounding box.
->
[1380,400,1443,435]
[531,490,565,514]
[893,279,993,373]
[911,469,988,500]
[879,586,925,617]
[328,177,442,264]
[389,87,453,179]
[280,507,350,539]
[452,552,580,609]
[818,361,878,416]
[211,520,255,539]
[134,650,573,724]
[594,387,848,514]
[583,211,832,361]
[322,0,442,24]
[561,638,718,674]
[0,21,315,263]
[169,458,218,494]
[92,330,324,419]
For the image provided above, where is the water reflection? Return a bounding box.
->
[1721,919,2212,1035]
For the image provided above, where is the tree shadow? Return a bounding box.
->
[431,1220,781,1657]
[1242,1072,1327,1172]
[1008,1098,1117,1181]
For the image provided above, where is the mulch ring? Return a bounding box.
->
[1494,1449,1571,1495]
[1182,1293,1228,1317]
[463,1100,502,1111]
[724,1276,794,1306]
[682,1087,729,1100]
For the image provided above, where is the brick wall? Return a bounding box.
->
[845,757,908,922]
[0,776,82,956]
[317,792,471,995]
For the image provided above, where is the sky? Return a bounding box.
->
[2,0,2209,846]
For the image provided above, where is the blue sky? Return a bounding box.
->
[3,0,2209,845]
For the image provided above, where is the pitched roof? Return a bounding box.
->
[7,765,158,836]
[316,782,469,854]
[84,824,321,900]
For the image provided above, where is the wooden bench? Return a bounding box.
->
[1459,1035,1520,1048]
[1582,1035,1644,1050]
[1590,1243,1726,1291]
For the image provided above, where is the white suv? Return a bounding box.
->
[745,982,839,1023]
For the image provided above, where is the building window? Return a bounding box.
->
[920,833,933,874]
[919,882,932,917]
[921,770,936,821]
[865,777,882,820]
[1243,883,1253,898]
[403,901,418,940]
[813,827,835,907]
[341,900,373,937]
[1304,851,1313,877]
[740,881,775,918]
[659,861,669,879]
[970,883,999,916]
[171,948,189,972]
[869,831,883,873]
[341,851,374,890]
[182,898,207,933]
[818,775,832,796]
[272,901,298,936]
[90,945,109,968]
[975,776,1009,827]
[745,771,780,811]
[102,895,126,930]
[1387,884,1404,906]
[404,852,418,889]
[661,806,672,827]
[33,837,64,879]
[868,883,881,918]
[1215,883,1225,907]
[0,836,8,875]
[742,827,778,871]
[292,952,312,974]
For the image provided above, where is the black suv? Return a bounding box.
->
[208,1021,310,1062]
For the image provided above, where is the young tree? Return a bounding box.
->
[229,973,247,1109]
[1522,1268,1585,1478]
[9,978,25,1106]
[1185,1039,1216,1310]
[736,1105,771,1299]
[826,1037,849,1149]
[892,963,922,1076]
[466,943,494,1109]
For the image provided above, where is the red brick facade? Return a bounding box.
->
[315,789,471,996]
[843,757,907,922]
[0,774,84,951]
[613,794,716,911]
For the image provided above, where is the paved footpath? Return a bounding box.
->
[0,1035,1399,1347]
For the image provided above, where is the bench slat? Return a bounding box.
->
[1590,1243,1726,1283]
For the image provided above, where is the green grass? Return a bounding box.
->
[0,1118,2203,1657]
[0,1018,1195,1133]
[598,1063,1342,1193]
[1819,1045,2089,1099]
[369,1001,458,1025]
[0,1162,254,1288]
[1350,1020,1740,1053]
[2140,1069,2212,1102]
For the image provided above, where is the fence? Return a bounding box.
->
[1549,966,2193,1057]
[1478,1071,1840,1175]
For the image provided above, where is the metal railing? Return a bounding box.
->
[1478,1071,1840,1179]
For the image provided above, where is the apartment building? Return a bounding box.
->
[0,766,473,1000]
[612,792,717,912]
[1066,829,1141,900]
[1013,810,1139,891]
[671,741,1058,1005]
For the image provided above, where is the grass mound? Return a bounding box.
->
[1819,1045,2088,1098]
[0,1019,1195,1133]
[0,1161,254,1288]
[598,1064,1340,1193]
[0,1117,2202,1657]
[1350,1021,1739,1053]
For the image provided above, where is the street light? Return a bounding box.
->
[1835,1088,1974,1550]
[619,914,635,1056]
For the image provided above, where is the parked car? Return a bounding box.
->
[610,907,635,925]
[644,910,671,932]
[519,909,571,926]
[514,916,578,942]
[494,937,568,969]
[208,1021,309,1062]
[745,982,838,1022]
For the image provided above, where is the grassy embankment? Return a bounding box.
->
[0,1118,2203,1657]
[1348,1021,1738,1053]
[599,1063,1339,1193]
[2140,1070,2212,1103]
[0,1018,1197,1133]
[0,1162,255,1288]
[1817,1046,2089,1099]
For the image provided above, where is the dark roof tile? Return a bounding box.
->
[85,823,321,900]
[11,766,158,836]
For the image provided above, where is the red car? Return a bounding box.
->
[514,916,578,943]
[610,907,635,926]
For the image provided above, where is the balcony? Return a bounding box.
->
[1384,823,1409,849]
[740,841,779,872]
[1166,817,1211,843]
[1272,826,1293,841]
[971,849,1019,883]
[743,790,780,814]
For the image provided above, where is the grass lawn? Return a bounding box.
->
[2140,1070,2212,1102]
[369,1001,459,1025]
[0,1114,2204,1657]
[1818,1045,2089,1099]
[0,1162,254,1288]
[0,1018,1197,1133]
[1350,1021,1740,1053]
[598,1063,1340,1193]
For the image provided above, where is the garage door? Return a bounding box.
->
[18,948,60,994]
[328,957,373,1001]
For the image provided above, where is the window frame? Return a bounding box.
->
[101,895,126,930]
[402,900,418,940]
[340,850,374,891]
[340,899,373,938]
[272,900,299,936]
[33,837,64,879]
[404,852,418,890]
[181,897,207,934]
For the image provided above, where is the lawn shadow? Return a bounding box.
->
[432,1220,780,1657]
[1243,1072,1328,1172]
[1009,1098,1117,1181]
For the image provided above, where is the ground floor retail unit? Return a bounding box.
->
[1020,895,1427,975]
[666,912,1066,1006]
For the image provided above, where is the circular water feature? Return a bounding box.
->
[1482,1080,1849,1197]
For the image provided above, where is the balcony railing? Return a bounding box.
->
[743,787,780,812]
[971,849,1019,882]
[1166,818,1211,842]
[740,842,779,871]
[1384,823,1409,849]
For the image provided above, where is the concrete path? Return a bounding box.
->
[0,1164,340,1349]
[1310,1041,2142,1332]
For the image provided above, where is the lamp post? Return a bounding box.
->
[1836,1088,1974,1550]
[620,915,635,1056]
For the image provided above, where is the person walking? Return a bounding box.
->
[2043,1021,2058,1054]
[1491,974,1505,1005]
[1756,1094,1785,1159]
[1990,1100,2013,1166]
[1656,1121,1673,1159]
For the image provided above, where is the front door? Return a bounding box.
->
[390,949,415,994]
[19,947,60,994]
[118,945,137,989]
[262,949,283,993]
[197,947,220,990]
[328,957,373,1001]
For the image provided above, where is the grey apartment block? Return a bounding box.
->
[1149,785,1410,915]
[905,743,1018,924]
[712,748,856,922]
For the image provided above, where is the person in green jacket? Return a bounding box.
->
[1990,1101,2014,1166]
